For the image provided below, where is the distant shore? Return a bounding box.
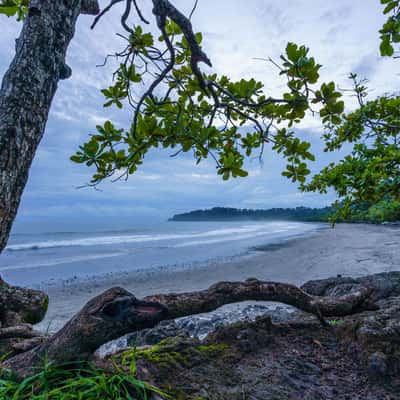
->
[35,223,400,332]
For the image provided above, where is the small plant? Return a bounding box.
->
[0,357,169,400]
[328,319,343,326]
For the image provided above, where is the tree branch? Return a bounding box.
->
[144,278,377,320]
[80,0,100,15]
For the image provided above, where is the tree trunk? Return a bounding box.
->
[3,279,377,379]
[0,0,99,253]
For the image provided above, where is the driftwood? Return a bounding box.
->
[0,324,43,358]
[0,324,41,340]
[3,279,377,379]
[144,278,377,319]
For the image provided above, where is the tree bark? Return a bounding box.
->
[3,279,377,379]
[3,287,168,378]
[144,278,377,319]
[0,0,99,253]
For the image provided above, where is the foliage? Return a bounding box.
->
[379,0,400,56]
[1,0,399,221]
[0,0,28,20]
[71,14,344,185]
[364,198,400,222]
[327,319,343,326]
[0,359,168,400]
[332,198,400,223]
[66,0,400,219]
[301,1,400,220]
[303,74,400,219]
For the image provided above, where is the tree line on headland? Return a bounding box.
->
[170,200,400,224]
[170,206,333,222]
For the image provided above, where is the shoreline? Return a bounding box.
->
[35,223,400,332]
[32,223,326,291]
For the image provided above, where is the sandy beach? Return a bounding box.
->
[36,223,400,332]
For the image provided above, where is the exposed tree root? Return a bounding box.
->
[0,324,41,340]
[2,279,377,379]
[144,278,377,320]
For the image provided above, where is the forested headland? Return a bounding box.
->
[170,206,332,222]
[170,200,400,223]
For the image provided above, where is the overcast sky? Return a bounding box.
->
[0,0,397,224]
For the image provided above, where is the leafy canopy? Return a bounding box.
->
[1,0,399,221]
[70,12,343,185]
[303,74,400,220]
[299,0,400,220]
[67,0,396,195]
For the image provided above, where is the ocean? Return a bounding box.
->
[0,220,322,288]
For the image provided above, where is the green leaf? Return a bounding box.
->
[70,155,83,163]
[384,2,397,14]
[380,37,395,56]
[0,5,18,16]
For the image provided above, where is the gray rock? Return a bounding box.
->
[301,271,400,301]
[368,352,388,378]
[0,280,48,327]
[96,302,297,358]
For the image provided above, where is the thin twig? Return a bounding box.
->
[189,0,199,20]
[132,0,150,24]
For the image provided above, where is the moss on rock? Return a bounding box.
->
[117,336,230,370]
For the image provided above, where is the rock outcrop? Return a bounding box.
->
[301,271,400,300]
[104,316,399,399]
[97,272,400,399]
[302,272,400,379]
[3,271,400,398]
[3,278,377,379]
[0,278,48,327]
[0,278,48,356]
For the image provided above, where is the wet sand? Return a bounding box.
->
[36,223,400,332]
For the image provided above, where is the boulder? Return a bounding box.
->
[300,272,400,379]
[103,316,399,399]
[301,271,400,301]
[0,280,48,327]
[336,295,400,378]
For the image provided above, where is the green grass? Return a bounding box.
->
[0,357,169,400]
[327,319,343,326]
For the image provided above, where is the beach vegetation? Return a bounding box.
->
[327,319,343,326]
[304,78,400,220]
[0,358,168,400]
[331,198,400,224]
